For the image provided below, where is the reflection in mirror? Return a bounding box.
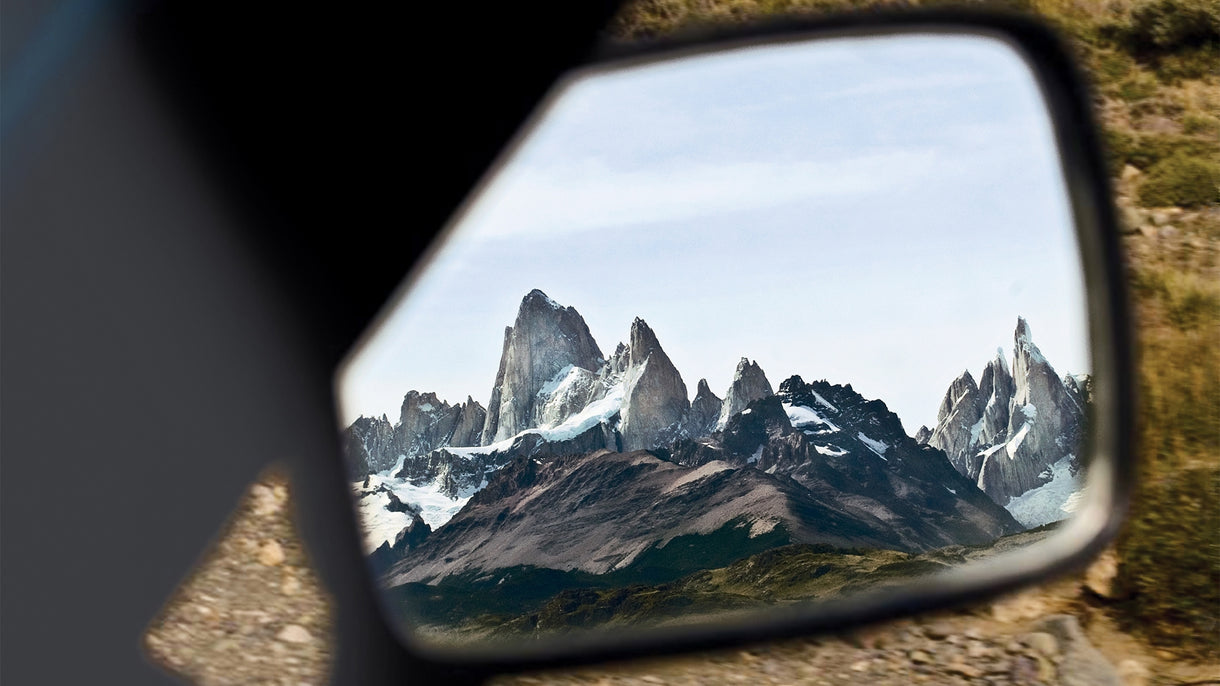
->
[337,33,1092,648]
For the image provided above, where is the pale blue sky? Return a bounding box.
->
[338,33,1090,433]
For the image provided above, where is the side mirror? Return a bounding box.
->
[335,10,1131,675]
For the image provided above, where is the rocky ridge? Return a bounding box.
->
[343,293,1081,569]
[923,318,1088,526]
[668,376,1022,551]
[342,290,799,505]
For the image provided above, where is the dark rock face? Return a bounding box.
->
[388,375,1023,584]
[393,446,500,499]
[1064,373,1091,408]
[369,512,432,575]
[480,289,604,444]
[394,418,620,498]
[914,425,933,444]
[717,358,774,429]
[927,317,1087,506]
[669,376,1022,552]
[480,327,513,446]
[686,378,723,438]
[620,318,689,451]
[342,414,395,477]
[387,448,917,585]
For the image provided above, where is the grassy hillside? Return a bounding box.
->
[609,0,1220,658]
[429,527,1057,640]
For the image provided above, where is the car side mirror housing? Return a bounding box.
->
[333,9,1132,677]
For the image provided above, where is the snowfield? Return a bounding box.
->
[353,460,473,553]
[352,384,627,553]
[1004,454,1083,528]
[783,403,840,432]
[856,432,889,460]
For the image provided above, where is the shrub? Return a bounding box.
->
[1183,111,1220,136]
[1137,153,1220,206]
[1152,42,1220,81]
[1122,0,1220,51]
[1116,467,1220,657]
[1104,130,1220,173]
[1130,263,1220,460]
[1119,261,1220,657]
[1132,265,1220,330]
[1095,49,1136,82]
[1118,70,1161,101]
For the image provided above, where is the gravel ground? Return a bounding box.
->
[144,469,334,686]
[144,472,1219,685]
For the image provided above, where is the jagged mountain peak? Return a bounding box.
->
[1014,315,1032,342]
[393,389,484,463]
[735,356,762,375]
[937,370,980,423]
[685,378,723,438]
[481,290,604,444]
[1013,316,1050,366]
[620,318,689,451]
[776,374,806,397]
[402,388,442,404]
[628,317,662,366]
[670,375,1022,552]
[927,317,1086,526]
[992,347,1010,372]
[520,288,563,312]
[717,357,774,430]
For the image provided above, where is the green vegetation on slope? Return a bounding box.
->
[394,517,794,629]
[1121,256,1220,656]
[1117,467,1220,654]
[611,0,1220,659]
[442,527,1056,640]
[1137,154,1220,206]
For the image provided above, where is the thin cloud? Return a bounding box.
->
[461,150,942,240]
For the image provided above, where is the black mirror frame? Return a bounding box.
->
[334,8,1135,682]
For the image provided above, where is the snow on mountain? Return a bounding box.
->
[783,402,840,433]
[856,432,889,460]
[1003,455,1084,528]
[923,317,1088,525]
[344,291,1063,574]
[353,460,473,553]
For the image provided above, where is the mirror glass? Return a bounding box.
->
[336,32,1094,650]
